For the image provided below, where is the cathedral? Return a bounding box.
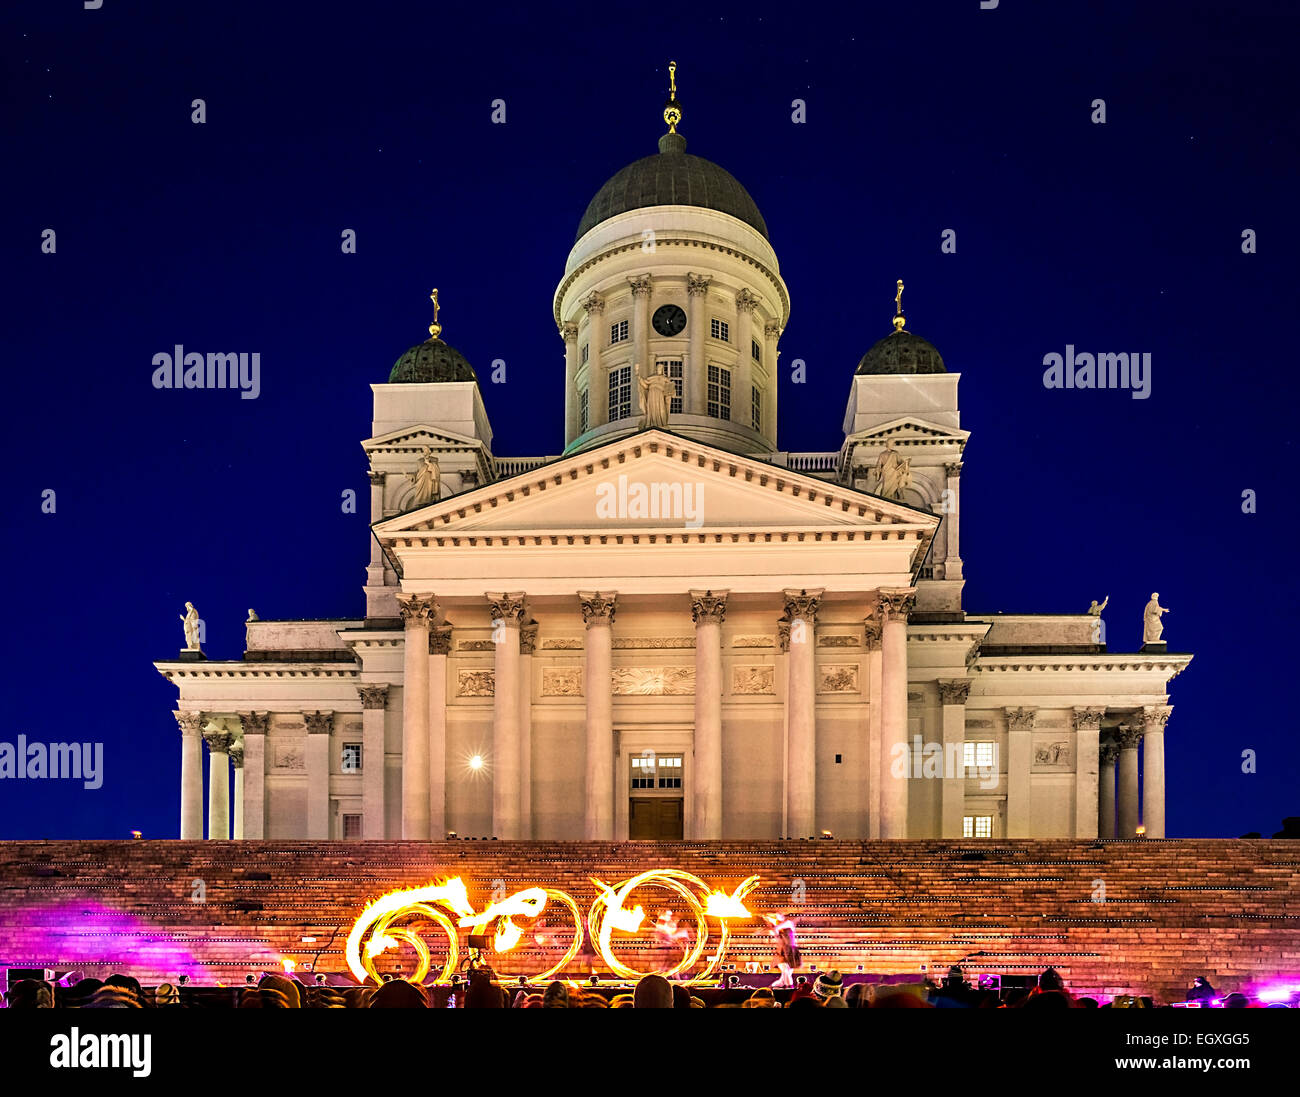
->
[156,69,1190,845]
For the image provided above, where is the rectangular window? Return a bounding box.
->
[962,742,995,770]
[963,815,993,838]
[630,753,684,790]
[341,743,362,773]
[707,364,731,420]
[610,319,629,345]
[751,385,761,431]
[657,755,683,789]
[581,343,589,365]
[579,388,589,433]
[342,813,363,839]
[710,317,729,342]
[630,755,656,789]
[608,365,632,421]
[752,338,761,362]
[658,359,684,414]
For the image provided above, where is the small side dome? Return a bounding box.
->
[388,287,478,384]
[388,339,477,384]
[856,330,946,375]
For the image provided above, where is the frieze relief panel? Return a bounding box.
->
[1032,737,1073,769]
[611,667,695,695]
[273,743,306,770]
[817,664,860,694]
[541,668,583,697]
[542,639,584,650]
[612,637,695,649]
[458,640,496,651]
[818,634,859,648]
[732,636,775,648]
[457,670,495,697]
[732,665,776,695]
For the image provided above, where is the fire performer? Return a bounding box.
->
[763,912,800,988]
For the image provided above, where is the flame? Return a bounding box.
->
[281,959,296,973]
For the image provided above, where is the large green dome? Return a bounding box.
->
[575,132,769,244]
[388,337,478,384]
[856,330,947,376]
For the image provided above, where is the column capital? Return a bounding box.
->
[579,591,617,627]
[397,593,437,625]
[628,274,653,296]
[1099,742,1121,766]
[174,710,204,737]
[1141,704,1173,730]
[520,621,540,655]
[1004,706,1037,731]
[877,587,917,622]
[367,469,385,487]
[429,624,454,656]
[228,745,244,769]
[1117,725,1144,750]
[560,320,579,342]
[944,461,964,479]
[304,711,335,736]
[686,273,711,297]
[1072,706,1106,731]
[939,680,972,706]
[358,685,389,710]
[690,589,728,625]
[486,592,527,625]
[202,725,233,754]
[238,711,270,736]
[735,288,761,313]
[781,588,822,623]
[863,612,882,652]
[763,320,782,340]
[581,290,605,314]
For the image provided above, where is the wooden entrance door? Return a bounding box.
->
[629,798,684,840]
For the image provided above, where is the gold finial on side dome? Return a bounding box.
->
[892,279,906,332]
[663,61,682,133]
[428,288,442,341]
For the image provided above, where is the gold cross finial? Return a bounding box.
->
[428,288,442,340]
[892,279,906,332]
[663,61,682,133]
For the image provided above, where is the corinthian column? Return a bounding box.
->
[629,275,653,409]
[304,711,333,839]
[686,274,711,415]
[229,743,245,840]
[358,687,388,838]
[398,594,437,839]
[691,590,728,839]
[783,588,822,838]
[1117,724,1143,838]
[735,289,760,428]
[488,592,526,839]
[561,321,580,445]
[864,612,883,838]
[1141,706,1172,838]
[239,712,269,840]
[938,680,972,839]
[1072,707,1105,839]
[519,622,538,840]
[1004,707,1036,838]
[878,588,915,838]
[429,625,452,838]
[1098,741,1118,838]
[580,592,617,839]
[202,722,233,840]
[582,292,605,427]
[943,462,963,580]
[175,711,205,840]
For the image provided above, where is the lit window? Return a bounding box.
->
[610,319,629,345]
[707,364,731,420]
[341,743,362,773]
[342,814,363,839]
[659,360,684,414]
[962,742,995,769]
[630,753,684,790]
[579,388,589,433]
[752,338,761,362]
[963,815,993,838]
[710,317,729,342]
[657,755,683,789]
[751,385,761,431]
[608,365,632,421]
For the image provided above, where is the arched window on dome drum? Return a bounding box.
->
[608,365,632,422]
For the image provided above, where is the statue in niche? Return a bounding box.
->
[180,602,201,650]
[408,447,441,506]
[638,363,673,430]
[1143,593,1170,643]
[873,445,912,501]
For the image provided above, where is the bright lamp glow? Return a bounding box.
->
[468,755,484,770]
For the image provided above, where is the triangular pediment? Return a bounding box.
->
[361,423,483,452]
[850,417,970,445]
[375,429,938,538]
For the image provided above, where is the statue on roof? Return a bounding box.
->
[180,602,201,651]
[1143,593,1170,644]
[1088,596,1108,616]
[638,363,673,430]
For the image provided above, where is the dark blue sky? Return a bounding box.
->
[2,0,1295,839]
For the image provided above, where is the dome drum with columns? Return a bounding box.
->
[155,65,1191,845]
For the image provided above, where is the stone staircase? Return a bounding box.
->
[2,839,1296,1001]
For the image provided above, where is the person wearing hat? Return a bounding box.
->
[813,970,844,1001]
[154,982,181,1008]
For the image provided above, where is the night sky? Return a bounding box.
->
[2,1,1295,840]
